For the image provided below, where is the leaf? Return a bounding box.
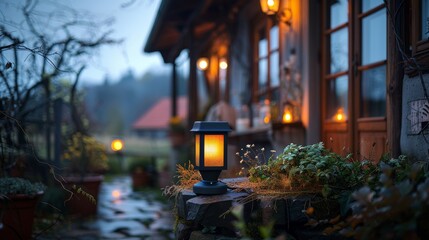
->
[5,62,12,69]
[338,191,352,216]
[352,186,374,205]
[397,180,413,196]
[306,164,317,171]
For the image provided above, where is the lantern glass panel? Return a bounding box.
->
[195,134,200,166]
[203,135,224,167]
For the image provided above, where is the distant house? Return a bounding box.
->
[133,96,188,138]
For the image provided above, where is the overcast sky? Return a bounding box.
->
[1,0,164,84]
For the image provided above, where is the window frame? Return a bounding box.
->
[411,0,429,69]
[252,17,280,103]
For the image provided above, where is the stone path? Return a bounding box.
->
[40,176,175,239]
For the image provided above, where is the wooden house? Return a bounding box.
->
[144,0,429,163]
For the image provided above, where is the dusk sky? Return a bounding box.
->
[0,0,164,84]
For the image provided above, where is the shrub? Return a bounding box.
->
[0,177,46,196]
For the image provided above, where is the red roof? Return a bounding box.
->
[133,96,187,130]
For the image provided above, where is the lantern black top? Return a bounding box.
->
[190,121,232,133]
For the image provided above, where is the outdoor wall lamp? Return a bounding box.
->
[191,121,231,195]
[219,58,228,70]
[259,0,292,26]
[197,57,209,71]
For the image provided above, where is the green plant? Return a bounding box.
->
[330,161,429,239]
[0,177,46,197]
[62,132,108,175]
[240,143,377,198]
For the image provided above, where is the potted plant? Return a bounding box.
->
[128,156,157,190]
[0,178,45,239]
[168,116,187,148]
[61,132,108,217]
[0,97,47,239]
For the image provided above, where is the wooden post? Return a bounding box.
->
[386,0,405,158]
[188,34,198,129]
[172,62,178,117]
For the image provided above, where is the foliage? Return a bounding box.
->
[168,116,186,133]
[232,205,275,240]
[62,132,108,175]
[328,161,429,239]
[0,177,46,197]
[239,143,377,198]
[162,162,201,197]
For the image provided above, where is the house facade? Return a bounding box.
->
[144,0,429,163]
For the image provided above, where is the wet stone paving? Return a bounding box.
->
[42,176,175,239]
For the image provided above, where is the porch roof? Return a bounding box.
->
[143,0,246,63]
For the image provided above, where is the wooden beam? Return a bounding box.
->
[386,0,405,158]
[172,62,177,117]
[166,0,213,62]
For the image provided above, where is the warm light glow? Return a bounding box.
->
[259,0,280,15]
[219,59,228,69]
[203,135,224,167]
[334,108,346,122]
[111,139,124,152]
[264,115,271,124]
[112,189,121,198]
[197,58,209,70]
[283,111,293,123]
[195,135,200,166]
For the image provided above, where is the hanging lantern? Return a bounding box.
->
[219,58,228,69]
[259,0,280,15]
[191,121,231,195]
[197,57,209,70]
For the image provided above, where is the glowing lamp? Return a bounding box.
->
[282,101,300,123]
[191,121,231,195]
[282,110,293,123]
[219,59,228,69]
[197,57,209,71]
[111,139,124,152]
[334,108,346,122]
[259,0,280,15]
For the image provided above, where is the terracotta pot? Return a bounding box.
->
[63,175,103,217]
[131,168,149,189]
[0,192,43,240]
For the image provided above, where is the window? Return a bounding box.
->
[411,0,429,67]
[322,0,387,159]
[253,19,280,103]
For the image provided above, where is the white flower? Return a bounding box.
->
[246,144,251,148]
[261,148,265,151]
[270,150,276,153]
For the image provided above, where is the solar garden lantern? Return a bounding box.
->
[191,121,231,195]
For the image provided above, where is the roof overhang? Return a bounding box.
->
[143,0,246,63]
